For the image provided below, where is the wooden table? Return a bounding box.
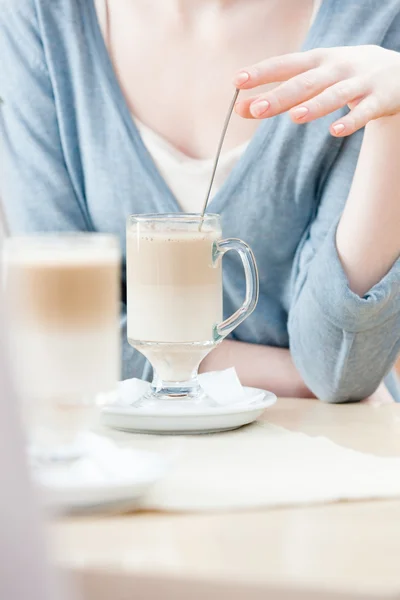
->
[51,398,400,600]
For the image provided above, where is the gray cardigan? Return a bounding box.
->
[0,0,399,400]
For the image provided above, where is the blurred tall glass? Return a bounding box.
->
[3,234,120,462]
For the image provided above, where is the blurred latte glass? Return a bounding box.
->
[3,234,120,462]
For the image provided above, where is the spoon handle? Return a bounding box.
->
[200,88,240,221]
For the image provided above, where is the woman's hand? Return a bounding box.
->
[234,45,400,136]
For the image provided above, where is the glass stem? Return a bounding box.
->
[150,372,203,401]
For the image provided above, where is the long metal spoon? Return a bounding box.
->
[199,88,240,225]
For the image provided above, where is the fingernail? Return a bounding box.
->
[332,123,345,134]
[250,100,270,117]
[292,106,309,120]
[234,71,250,86]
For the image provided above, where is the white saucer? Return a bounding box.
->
[102,387,277,434]
[34,436,167,513]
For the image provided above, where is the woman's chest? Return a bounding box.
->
[95,0,315,158]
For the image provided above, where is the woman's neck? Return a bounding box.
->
[147,0,240,11]
[134,0,279,26]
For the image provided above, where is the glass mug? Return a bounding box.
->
[126,213,259,408]
[3,234,121,462]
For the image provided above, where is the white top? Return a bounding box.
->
[135,119,249,212]
[98,0,322,212]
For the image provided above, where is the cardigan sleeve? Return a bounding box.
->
[288,129,400,402]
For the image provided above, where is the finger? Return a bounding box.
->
[330,95,380,136]
[235,66,343,119]
[289,77,368,124]
[234,94,266,119]
[233,49,324,90]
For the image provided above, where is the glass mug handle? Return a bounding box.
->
[213,238,259,342]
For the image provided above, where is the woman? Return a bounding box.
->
[0,0,399,402]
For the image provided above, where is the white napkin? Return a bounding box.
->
[111,368,264,408]
[35,433,164,489]
[113,378,151,407]
[199,368,265,406]
[105,421,400,512]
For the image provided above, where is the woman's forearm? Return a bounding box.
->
[199,340,313,398]
[233,46,400,297]
[336,114,400,297]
